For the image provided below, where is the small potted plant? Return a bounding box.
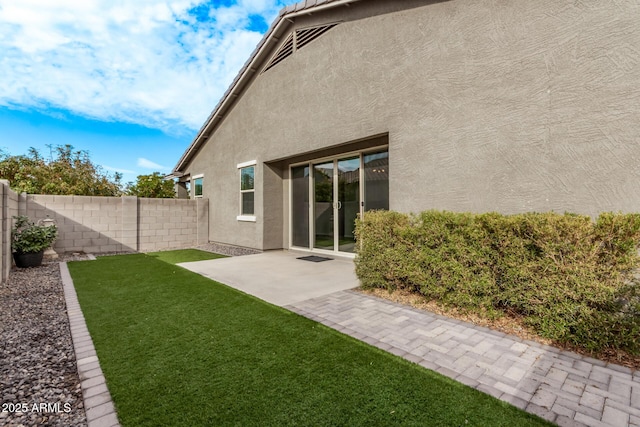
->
[11,215,58,268]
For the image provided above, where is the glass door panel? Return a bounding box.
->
[337,156,360,253]
[363,151,389,211]
[291,148,388,254]
[291,165,309,248]
[314,162,334,250]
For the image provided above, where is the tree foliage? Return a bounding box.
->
[0,145,123,196]
[125,172,175,198]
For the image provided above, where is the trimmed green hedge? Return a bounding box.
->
[354,210,640,354]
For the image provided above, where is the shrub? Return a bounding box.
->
[11,215,58,254]
[354,210,640,354]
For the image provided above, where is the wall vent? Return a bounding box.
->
[296,23,338,50]
[262,23,339,74]
[263,33,294,73]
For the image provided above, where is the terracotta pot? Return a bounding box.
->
[12,251,45,268]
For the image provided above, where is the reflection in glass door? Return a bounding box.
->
[314,162,334,250]
[337,157,360,253]
[290,148,388,255]
[363,151,389,211]
[291,165,309,248]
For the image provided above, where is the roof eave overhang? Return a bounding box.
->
[163,171,184,180]
[172,0,361,174]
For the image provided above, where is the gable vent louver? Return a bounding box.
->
[296,22,338,50]
[262,22,339,74]
[263,33,294,73]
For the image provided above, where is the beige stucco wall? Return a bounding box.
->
[184,0,640,250]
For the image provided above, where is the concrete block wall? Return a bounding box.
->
[27,195,127,253]
[121,196,137,251]
[138,198,209,252]
[0,191,209,283]
[24,195,208,254]
[0,181,19,284]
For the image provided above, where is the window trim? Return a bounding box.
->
[237,160,257,169]
[237,161,256,221]
[192,174,204,199]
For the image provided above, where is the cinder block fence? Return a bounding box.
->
[0,180,209,284]
[1,181,20,284]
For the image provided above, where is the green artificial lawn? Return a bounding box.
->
[68,250,552,427]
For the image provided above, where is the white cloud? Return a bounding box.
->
[103,165,136,174]
[137,157,169,170]
[0,0,284,134]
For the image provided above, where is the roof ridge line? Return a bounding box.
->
[173,0,363,174]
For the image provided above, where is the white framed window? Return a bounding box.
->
[192,174,203,198]
[237,161,256,221]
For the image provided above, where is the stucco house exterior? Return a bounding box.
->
[170,0,640,257]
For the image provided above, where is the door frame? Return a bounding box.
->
[288,145,388,257]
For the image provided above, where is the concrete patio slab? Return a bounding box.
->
[178,250,359,306]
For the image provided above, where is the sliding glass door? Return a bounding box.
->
[314,162,334,250]
[291,149,388,255]
[337,156,360,253]
[363,151,389,211]
[291,165,309,248]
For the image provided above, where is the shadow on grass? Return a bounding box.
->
[145,248,227,265]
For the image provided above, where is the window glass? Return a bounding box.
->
[194,177,203,197]
[363,151,389,211]
[241,167,254,191]
[240,166,255,216]
[291,165,309,247]
[242,192,254,215]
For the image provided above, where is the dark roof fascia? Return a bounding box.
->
[173,0,362,174]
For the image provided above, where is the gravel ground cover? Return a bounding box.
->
[196,242,260,257]
[1,256,88,427]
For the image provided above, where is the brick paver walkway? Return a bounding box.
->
[287,290,640,427]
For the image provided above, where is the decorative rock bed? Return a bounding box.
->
[0,257,89,427]
[196,242,261,257]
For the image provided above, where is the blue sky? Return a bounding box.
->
[0,0,286,184]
